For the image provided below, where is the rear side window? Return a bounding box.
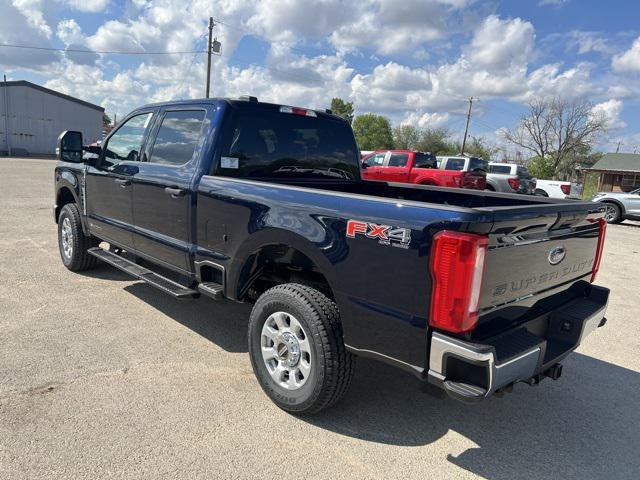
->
[148,110,205,166]
[469,157,488,172]
[444,158,465,171]
[489,164,511,174]
[388,153,409,167]
[415,152,436,168]
[216,107,359,180]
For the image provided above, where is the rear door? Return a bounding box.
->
[85,111,155,249]
[379,152,411,182]
[131,108,206,273]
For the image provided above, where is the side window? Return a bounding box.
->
[414,153,436,168]
[103,113,153,166]
[387,153,409,167]
[489,165,511,174]
[148,110,205,166]
[364,153,386,167]
[445,158,465,171]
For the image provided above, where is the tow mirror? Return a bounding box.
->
[56,130,83,163]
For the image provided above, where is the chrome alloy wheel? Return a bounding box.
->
[261,311,312,390]
[61,217,74,259]
[604,204,617,222]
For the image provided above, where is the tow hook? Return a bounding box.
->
[544,363,563,381]
[524,363,563,386]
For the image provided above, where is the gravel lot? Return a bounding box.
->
[1,157,639,480]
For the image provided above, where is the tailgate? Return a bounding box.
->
[478,202,604,310]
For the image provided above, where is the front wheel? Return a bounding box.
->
[57,203,99,271]
[248,283,354,414]
[603,202,622,224]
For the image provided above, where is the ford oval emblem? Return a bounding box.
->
[548,246,566,265]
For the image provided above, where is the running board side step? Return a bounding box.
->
[88,247,199,299]
[198,282,224,300]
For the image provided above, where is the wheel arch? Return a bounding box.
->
[599,199,626,215]
[228,230,337,303]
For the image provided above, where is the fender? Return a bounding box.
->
[228,227,339,302]
[54,166,91,236]
[598,198,626,215]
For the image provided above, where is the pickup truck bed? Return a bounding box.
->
[54,97,609,413]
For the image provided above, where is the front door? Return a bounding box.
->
[362,152,388,181]
[85,111,155,249]
[131,108,206,273]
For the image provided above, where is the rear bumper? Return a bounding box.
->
[427,284,609,403]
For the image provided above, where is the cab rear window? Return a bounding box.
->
[216,105,359,180]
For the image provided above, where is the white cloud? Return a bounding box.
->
[11,0,52,38]
[62,0,110,12]
[538,0,568,6]
[590,99,626,130]
[612,37,640,73]
[402,111,450,129]
[57,18,84,45]
[465,15,535,69]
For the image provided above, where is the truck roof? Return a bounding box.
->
[134,97,343,121]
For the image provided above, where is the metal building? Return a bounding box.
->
[1,80,103,156]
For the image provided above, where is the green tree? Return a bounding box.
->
[414,127,451,154]
[392,124,419,149]
[352,114,394,150]
[103,113,112,127]
[453,136,499,160]
[526,156,556,179]
[330,98,354,124]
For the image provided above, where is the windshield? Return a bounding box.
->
[216,104,360,180]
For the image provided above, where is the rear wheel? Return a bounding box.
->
[248,283,354,414]
[485,184,495,192]
[57,203,99,271]
[535,189,548,197]
[603,202,622,224]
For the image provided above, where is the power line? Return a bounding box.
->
[0,43,207,55]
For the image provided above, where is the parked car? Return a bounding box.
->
[435,155,489,190]
[535,179,572,198]
[54,97,609,413]
[362,150,485,189]
[591,187,640,223]
[486,162,536,195]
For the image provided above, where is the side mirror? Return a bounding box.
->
[56,130,83,163]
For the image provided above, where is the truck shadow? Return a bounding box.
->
[123,282,638,479]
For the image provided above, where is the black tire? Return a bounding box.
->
[485,184,495,192]
[602,202,622,224]
[248,283,354,414]
[57,203,99,271]
[535,189,548,197]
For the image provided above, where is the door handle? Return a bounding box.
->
[114,178,131,187]
[164,187,186,197]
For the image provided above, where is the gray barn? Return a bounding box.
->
[1,80,103,156]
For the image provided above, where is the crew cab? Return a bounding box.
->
[487,162,536,195]
[361,149,485,189]
[54,97,609,414]
[436,155,488,190]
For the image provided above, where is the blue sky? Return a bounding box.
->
[2,0,640,155]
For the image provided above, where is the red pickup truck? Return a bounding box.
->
[362,150,486,189]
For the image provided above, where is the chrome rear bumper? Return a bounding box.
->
[427,284,609,403]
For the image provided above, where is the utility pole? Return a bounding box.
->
[205,17,214,98]
[461,96,475,154]
[615,140,622,153]
[3,75,11,156]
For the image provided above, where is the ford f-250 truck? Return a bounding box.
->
[54,97,609,414]
[361,149,486,189]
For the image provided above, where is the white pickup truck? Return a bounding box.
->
[535,179,572,198]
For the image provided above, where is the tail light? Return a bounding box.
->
[429,231,488,333]
[507,177,520,190]
[591,218,607,282]
[561,184,571,195]
[459,172,486,190]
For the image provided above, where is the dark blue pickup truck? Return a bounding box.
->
[54,97,609,413]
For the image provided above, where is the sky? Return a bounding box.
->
[1,0,640,155]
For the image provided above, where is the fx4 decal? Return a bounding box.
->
[346,220,411,249]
